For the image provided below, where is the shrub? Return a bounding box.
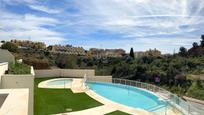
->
[1,42,18,52]
[23,59,49,69]
[8,63,30,74]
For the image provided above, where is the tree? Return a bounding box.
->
[179,47,187,56]
[55,54,77,69]
[201,35,204,47]
[174,73,186,86]
[192,42,198,48]
[129,47,135,59]
[1,42,18,52]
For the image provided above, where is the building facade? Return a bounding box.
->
[134,48,161,58]
[89,48,125,58]
[47,45,86,56]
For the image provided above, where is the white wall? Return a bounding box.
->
[61,69,95,77]
[34,69,61,77]
[0,62,8,85]
[35,69,113,82]
[35,69,95,78]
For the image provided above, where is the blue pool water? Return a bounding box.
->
[86,82,167,112]
[47,79,72,85]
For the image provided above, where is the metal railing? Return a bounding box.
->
[86,77,203,115]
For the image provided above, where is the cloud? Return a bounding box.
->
[1,0,204,53]
[29,5,61,14]
[70,0,204,36]
[0,11,65,44]
[56,0,204,52]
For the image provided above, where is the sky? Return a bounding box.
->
[0,0,204,54]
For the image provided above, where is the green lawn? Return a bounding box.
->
[34,78,103,115]
[105,110,130,115]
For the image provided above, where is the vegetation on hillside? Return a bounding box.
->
[186,80,204,100]
[2,35,204,100]
[1,42,18,52]
[12,49,50,69]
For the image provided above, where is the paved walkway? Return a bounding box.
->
[0,89,29,115]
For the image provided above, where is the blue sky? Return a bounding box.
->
[0,0,204,54]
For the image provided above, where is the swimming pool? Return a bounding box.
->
[47,79,73,86]
[86,81,167,112]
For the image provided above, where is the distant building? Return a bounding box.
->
[134,48,161,58]
[105,49,126,57]
[89,48,125,58]
[0,49,15,63]
[47,45,86,56]
[89,48,105,57]
[134,51,147,58]
[146,48,161,57]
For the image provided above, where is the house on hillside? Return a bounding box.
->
[0,49,15,63]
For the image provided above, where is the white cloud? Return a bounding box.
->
[71,0,204,36]
[56,0,204,52]
[0,11,65,44]
[1,0,204,53]
[29,5,61,14]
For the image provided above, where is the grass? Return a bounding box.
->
[105,110,130,115]
[8,62,31,74]
[34,78,103,115]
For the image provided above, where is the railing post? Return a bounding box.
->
[188,103,190,115]
[165,101,168,115]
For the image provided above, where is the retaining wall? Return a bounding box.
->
[87,76,112,82]
[35,69,95,78]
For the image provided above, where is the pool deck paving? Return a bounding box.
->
[38,78,182,115]
[0,89,29,115]
[70,79,87,93]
